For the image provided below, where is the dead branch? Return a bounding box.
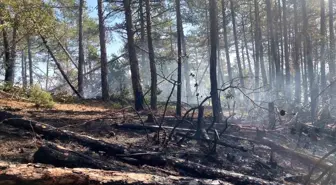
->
[157,81,176,143]
[130,107,149,140]
[40,35,82,98]
[165,96,212,146]
[304,147,336,185]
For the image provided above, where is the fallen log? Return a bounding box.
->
[0,111,282,184]
[0,161,233,185]
[163,156,281,185]
[33,142,124,171]
[220,133,333,169]
[33,142,275,184]
[256,137,333,169]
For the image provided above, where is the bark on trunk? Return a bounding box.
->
[301,0,317,121]
[21,50,27,89]
[209,0,223,123]
[98,0,110,101]
[320,0,327,102]
[139,0,148,86]
[242,17,253,75]
[282,0,290,98]
[293,0,301,103]
[266,0,280,94]
[46,53,49,90]
[221,0,233,82]
[145,0,157,110]
[78,0,85,96]
[329,0,336,102]
[123,0,144,111]
[253,0,260,90]
[5,17,18,84]
[33,142,119,170]
[1,19,10,84]
[230,0,244,87]
[181,25,192,102]
[175,0,182,116]
[27,37,33,86]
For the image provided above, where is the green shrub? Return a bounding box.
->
[29,85,55,108]
[0,82,28,98]
[52,91,75,103]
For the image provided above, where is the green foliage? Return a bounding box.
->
[0,82,27,98]
[110,102,123,109]
[110,88,130,108]
[52,91,75,103]
[29,85,54,108]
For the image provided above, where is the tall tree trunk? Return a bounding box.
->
[242,17,253,75]
[293,0,301,103]
[302,45,308,104]
[276,0,284,89]
[46,53,49,90]
[320,0,326,102]
[145,0,157,110]
[181,24,192,102]
[209,0,223,123]
[266,0,280,94]
[21,50,27,89]
[78,0,85,97]
[139,0,148,86]
[98,0,110,101]
[302,0,317,121]
[329,0,336,102]
[123,0,144,110]
[268,39,273,88]
[221,0,232,82]
[27,37,33,86]
[230,0,244,87]
[175,0,182,116]
[254,0,260,89]
[2,21,10,84]
[282,0,290,98]
[5,17,18,85]
[241,43,246,73]
[217,34,224,87]
[249,4,256,66]
[260,42,268,86]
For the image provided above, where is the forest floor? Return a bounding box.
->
[0,90,335,184]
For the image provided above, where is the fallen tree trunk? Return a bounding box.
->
[220,133,333,169]
[0,161,233,185]
[0,111,281,184]
[33,142,122,171]
[163,156,281,185]
[32,142,277,184]
[255,137,332,169]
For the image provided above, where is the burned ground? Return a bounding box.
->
[0,93,335,184]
